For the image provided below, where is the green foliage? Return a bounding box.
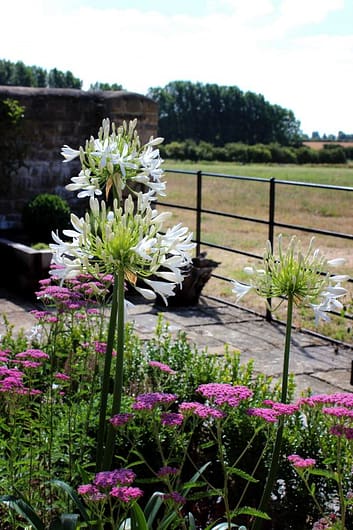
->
[0,275,352,529]
[148,81,301,146]
[89,81,124,91]
[0,59,82,88]
[161,139,349,165]
[22,193,71,243]
[318,146,346,164]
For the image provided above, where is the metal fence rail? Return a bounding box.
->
[158,168,353,332]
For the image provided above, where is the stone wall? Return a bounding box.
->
[0,86,158,228]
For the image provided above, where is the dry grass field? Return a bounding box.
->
[159,161,353,340]
[303,141,353,150]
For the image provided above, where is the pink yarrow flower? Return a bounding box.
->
[179,401,225,419]
[110,486,143,502]
[149,360,176,375]
[55,372,71,381]
[161,412,184,426]
[197,383,253,407]
[15,349,49,360]
[110,413,134,427]
[133,392,177,410]
[94,469,135,487]
[287,454,316,468]
[163,491,186,504]
[77,484,107,501]
[157,466,180,477]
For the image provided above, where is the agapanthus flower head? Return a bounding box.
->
[232,234,348,324]
[50,193,194,304]
[62,117,166,201]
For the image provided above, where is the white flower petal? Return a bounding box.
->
[327,258,346,267]
[232,280,253,302]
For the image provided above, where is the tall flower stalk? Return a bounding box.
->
[53,118,195,471]
[232,234,348,529]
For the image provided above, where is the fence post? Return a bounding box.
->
[266,177,276,322]
[196,170,202,256]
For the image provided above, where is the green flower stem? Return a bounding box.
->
[96,273,119,472]
[102,269,126,471]
[252,294,294,530]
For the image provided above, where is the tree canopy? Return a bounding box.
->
[0,59,82,89]
[147,81,301,146]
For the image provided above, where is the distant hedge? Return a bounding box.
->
[160,140,352,165]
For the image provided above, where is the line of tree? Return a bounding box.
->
[160,139,353,165]
[0,59,126,91]
[147,81,302,146]
[0,59,82,89]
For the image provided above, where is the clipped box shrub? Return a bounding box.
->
[22,193,70,244]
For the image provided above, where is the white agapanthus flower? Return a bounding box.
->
[50,193,195,304]
[62,118,166,201]
[232,235,348,324]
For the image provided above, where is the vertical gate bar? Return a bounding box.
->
[266,177,276,322]
[196,170,202,257]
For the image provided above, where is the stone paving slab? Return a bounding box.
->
[1,289,353,397]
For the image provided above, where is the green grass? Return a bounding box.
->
[159,161,353,341]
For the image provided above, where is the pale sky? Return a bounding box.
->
[1,0,352,136]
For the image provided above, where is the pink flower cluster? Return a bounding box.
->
[197,383,253,407]
[110,486,143,502]
[132,392,177,410]
[287,454,316,468]
[312,514,338,529]
[78,468,143,504]
[179,401,225,419]
[330,424,353,439]
[161,412,184,426]
[94,469,135,487]
[110,413,134,427]
[247,401,299,423]
[35,273,113,313]
[298,392,353,408]
[163,491,186,504]
[0,366,25,392]
[157,466,180,477]
[149,360,176,375]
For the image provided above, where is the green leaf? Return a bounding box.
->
[143,491,164,526]
[232,506,270,520]
[308,468,338,482]
[226,466,259,483]
[182,461,212,495]
[50,480,89,522]
[186,512,197,529]
[130,503,149,530]
[180,480,206,490]
[200,440,217,449]
[0,495,45,530]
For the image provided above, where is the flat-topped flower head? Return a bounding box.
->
[232,234,348,324]
[62,118,166,201]
[50,192,194,304]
